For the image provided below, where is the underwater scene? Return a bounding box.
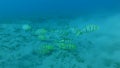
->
[0,0,120,68]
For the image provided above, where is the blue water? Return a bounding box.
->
[0,0,120,19]
[0,0,120,68]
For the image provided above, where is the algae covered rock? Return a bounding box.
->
[37,35,48,41]
[22,24,32,31]
[34,28,48,35]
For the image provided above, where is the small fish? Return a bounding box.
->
[81,24,99,33]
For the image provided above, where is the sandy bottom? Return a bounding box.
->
[0,13,120,68]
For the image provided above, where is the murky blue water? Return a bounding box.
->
[0,0,120,68]
[0,0,120,20]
